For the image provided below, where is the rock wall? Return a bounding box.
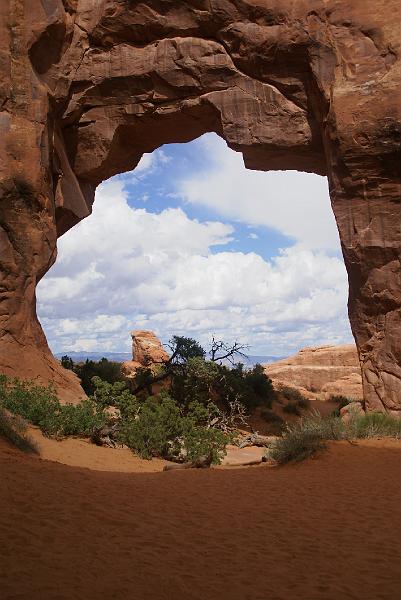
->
[265,345,363,402]
[0,1,401,410]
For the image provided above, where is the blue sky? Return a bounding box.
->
[37,133,353,357]
[122,140,294,261]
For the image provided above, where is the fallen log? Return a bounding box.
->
[238,433,277,449]
[163,453,213,472]
[91,423,120,448]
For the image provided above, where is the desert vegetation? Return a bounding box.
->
[3,336,401,468]
[0,337,276,464]
[0,404,38,454]
[267,410,401,464]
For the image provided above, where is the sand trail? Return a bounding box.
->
[1,439,401,599]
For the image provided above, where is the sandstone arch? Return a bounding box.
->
[1,0,400,410]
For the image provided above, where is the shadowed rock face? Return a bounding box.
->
[0,1,401,410]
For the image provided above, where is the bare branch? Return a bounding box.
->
[209,337,250,365]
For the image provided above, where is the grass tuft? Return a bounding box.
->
[0,406,39,454]
[347,412,401,439]
[268,410,401,464]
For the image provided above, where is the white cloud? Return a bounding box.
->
[37,178,352,356]
[119,148,172,182]
[176,134,339,250]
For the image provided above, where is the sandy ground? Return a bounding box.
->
[2,437,401,600]
[27,426,169,472]
[26,427,265,471]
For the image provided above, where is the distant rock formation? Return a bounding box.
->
[265,345,363,402]
[122,331,169,379]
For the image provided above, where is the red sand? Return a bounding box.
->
[2,439,401,600]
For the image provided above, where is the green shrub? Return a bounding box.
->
[1,378,106,437]
[61,355,74,370]
[279,385,307,404]
[2,379,61,434]
[119,395,183,460]
[90,376,139,417]
[182,426,229,464]
[330,395,354,416]
[73,358,124,395]
[269,429,326,464]
[0,407,38,454]
[56,401,107,436]
[266,408,401,465]
[131,336,275,414]
[119,393,229,462]
[268,413,345,464]
[299,412,345,440]
[243,364,275,410]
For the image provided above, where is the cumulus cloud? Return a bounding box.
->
[176,134,340,250]
[121,148,171,181]
[37,178,352,356]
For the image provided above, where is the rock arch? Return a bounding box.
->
[0,0,400,410]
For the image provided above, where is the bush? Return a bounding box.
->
[119,393,230,462]
[268,413,345,464]
[119,395,183,460]
[0,375,230,463]
[267,410,401,464]
[243,364,275,409]
[269,429,326,464]
[73,358,124,395]
[329,395,354,416]
[1,377,106,437]
[61,355,74,370]
[0,407,38,454]
[131,336,275,415]
[294,412,345,441]
[182,426,229,464]
[279,385,307,404]
[91,377,139,418]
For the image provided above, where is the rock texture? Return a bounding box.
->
[340,401,365,423]
[1,1,401,410]
[265,345,363,401]
[122,330,169,377]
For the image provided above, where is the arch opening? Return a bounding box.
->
[38,134,352,370]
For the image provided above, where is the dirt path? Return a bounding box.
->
[1,438,401,599]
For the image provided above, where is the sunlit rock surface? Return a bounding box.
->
[265,345,363,402]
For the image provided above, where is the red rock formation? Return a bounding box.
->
[122,330,169,377]
[1,1,401,410]
[265,344,363,402]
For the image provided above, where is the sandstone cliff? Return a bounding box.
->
[265,345,363,401]
[1,1,401,410]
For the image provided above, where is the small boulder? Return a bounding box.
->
[340,401,364,423]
